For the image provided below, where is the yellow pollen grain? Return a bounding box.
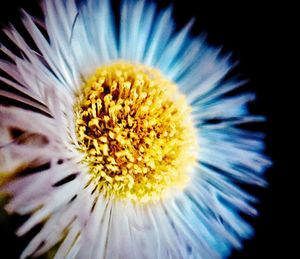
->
[74,62,198,203]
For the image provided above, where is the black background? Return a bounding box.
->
[0,0,292,258]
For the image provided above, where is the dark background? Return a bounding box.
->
[0,0,292,258]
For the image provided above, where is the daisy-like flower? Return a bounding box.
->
[0,0,271,258]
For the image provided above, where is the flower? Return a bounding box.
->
[0,0,271,258]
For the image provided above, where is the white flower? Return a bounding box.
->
[0,0,271,258]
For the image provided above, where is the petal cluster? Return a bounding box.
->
[0,0,271,258]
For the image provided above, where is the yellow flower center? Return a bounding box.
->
[74,62,198,203]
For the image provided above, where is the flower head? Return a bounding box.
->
[0,0,271,258]
[74,62,197,203]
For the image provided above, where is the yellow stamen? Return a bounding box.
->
[74,62,198,203]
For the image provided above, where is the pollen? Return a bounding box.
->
[74,62,198,203]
